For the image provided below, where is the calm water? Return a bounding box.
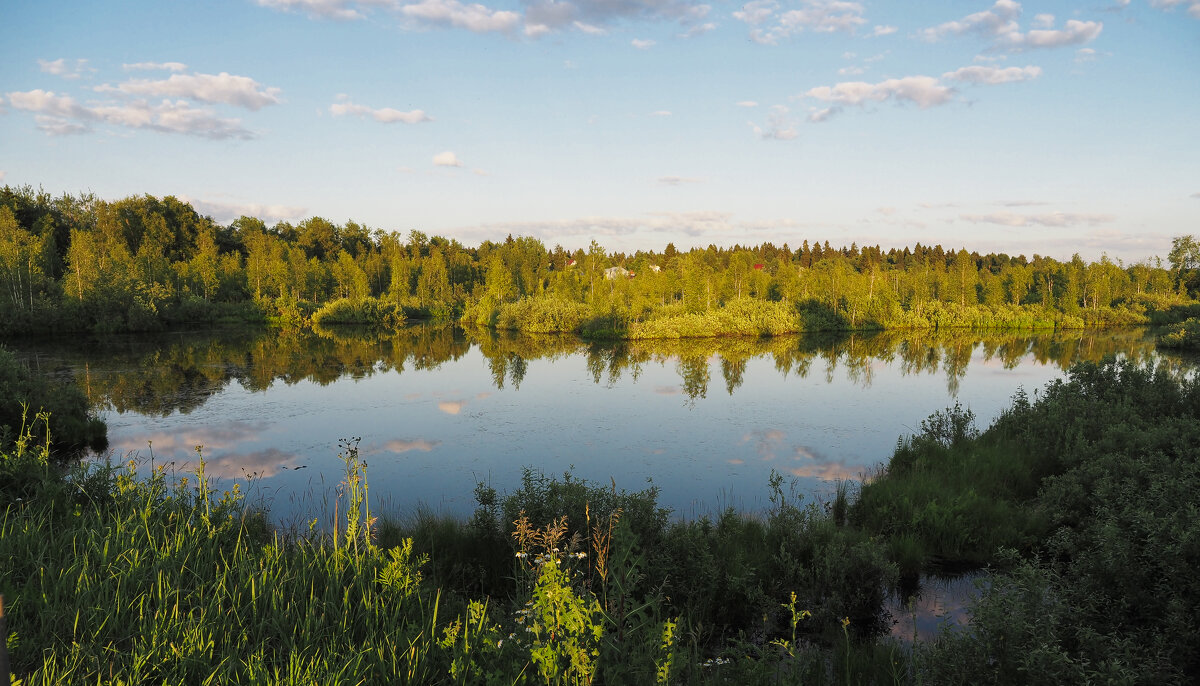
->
[9,325,1171,526]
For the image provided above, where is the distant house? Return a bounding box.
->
[566,258,576,267]
[649,264,661,273]
[753,263,764,271]
[603,266,634,279]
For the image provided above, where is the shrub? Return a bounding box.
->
[1157,317,1200,350]
[311,296,405,329]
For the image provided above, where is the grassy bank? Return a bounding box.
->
[2,358,1198,684]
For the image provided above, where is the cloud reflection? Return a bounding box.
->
[789,444,859,481]
[438,400,465,415]
[889,577,977,642]
[742,429,787,460]
[192,448,303,479]
[374,438,441,454]
[108,421,270,456]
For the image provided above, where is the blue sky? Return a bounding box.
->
[1,0,1197,261]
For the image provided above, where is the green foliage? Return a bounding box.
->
[1157,316,1200,350]
[499,468,669,554]
[3,185,1195,337]
[484,295,592,333]
[873,359,1200,683]
[312,296,406,329]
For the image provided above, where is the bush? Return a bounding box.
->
[311,296,405,329]
[1157,317,1200,350]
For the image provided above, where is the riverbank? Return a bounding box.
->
[2,358,1197,684]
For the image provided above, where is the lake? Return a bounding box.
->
[8,325,1171,528]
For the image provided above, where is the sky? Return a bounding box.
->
[1,0,1197,262]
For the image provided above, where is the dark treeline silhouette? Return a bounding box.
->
[2,185,1196,336]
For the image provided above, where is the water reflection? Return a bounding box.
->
[8,324,1185,522]
[105,421,305,480]
[889,575,980,644]
[11,324,1168,420]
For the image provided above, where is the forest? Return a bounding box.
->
[3,185,1199,337]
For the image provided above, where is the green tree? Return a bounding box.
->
[1168,235,1200,296]
[0,207,49,311]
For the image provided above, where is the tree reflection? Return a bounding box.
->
[7,324,1171,416]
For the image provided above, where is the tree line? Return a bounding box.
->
[1,185,1197,336]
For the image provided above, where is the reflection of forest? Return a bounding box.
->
[9,324,1167,417]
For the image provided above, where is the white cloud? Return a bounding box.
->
[804,64,1037,120]
[330,99,432,123]
[735,0,866,44]
[920,0,1021,41]
[433,151,464,167]
[871,24,897,36]
[921,1,1102,51]
[259,0,719,34]
[182,197,308,223]
[573,20,607,34]
[1149,0,1200,19]
[6,89,257,139]
[38,58,69,75]
[942,64,1040,84]
[524,0,711,34]
[6,90,92,120]
[733,0,776,25]
[995,199,1050,207]
[37,58,94,80]
[750,104,798,140]
[736,100,758,107]
[838,65,865,75]
[808,106,835,122]
[805,75,953,110]
[631,38,656,49]
[97,72,282,110]
[123,61,188,72]
[657,176,702,185]
[255,0,367,20]
[401,0,521,33]
[650,110,672,116]
[0,171,6,182]
[1002,20,1102,49]
[1075,47,1097,63]
[1190,191,1200,198]
[678,22,716,37]
[779,0,866,32]
[958,211,1114,227]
